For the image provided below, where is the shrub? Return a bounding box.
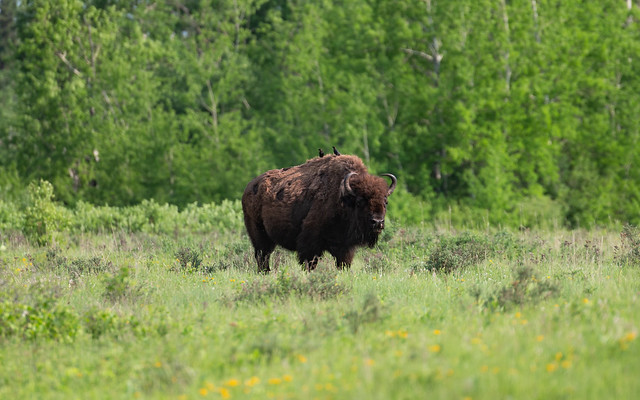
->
[103,267,144,302]
[210,242,252,272]
[0,281,79,341]
[69,257,114,275]
[82,308,125,339]
[40,248,113,275]
[426,232,489,273]
[72,201,124,232]
[173,247,205,273]
[231,267,347,303]
[473,264,559,310]
[615,224,640,266]
[344,291,383,333]
[0,200,24,232]
[22,180,71,246]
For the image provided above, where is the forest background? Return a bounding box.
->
[1,0,640,229]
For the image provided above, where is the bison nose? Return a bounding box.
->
[371,218,385,231]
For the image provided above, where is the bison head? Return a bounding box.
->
[340,171,397,247]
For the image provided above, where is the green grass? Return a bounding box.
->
[0,227,638,399]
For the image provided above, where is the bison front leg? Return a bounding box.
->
[296,229,324,271]
[331,247,356,270]
[255,248,274,274]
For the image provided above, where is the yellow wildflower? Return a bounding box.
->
[622,332,637,342]
[268,378,282,385]
[199,388,208,396]
[546,363,557,372]
[245,377,260,387]
[225,379,240,387]
[428,344,441,353]
[433,329,441,335]
[536,335,544,342]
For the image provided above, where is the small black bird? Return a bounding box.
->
[332,146,341,156]
[318,148,325,158]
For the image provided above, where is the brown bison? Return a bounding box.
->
[242,154,397,272]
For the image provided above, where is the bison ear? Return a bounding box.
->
[341,172,357,197]
[381,173,397,196]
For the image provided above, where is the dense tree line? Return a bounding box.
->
[1,0,640,226]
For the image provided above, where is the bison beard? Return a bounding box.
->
[242,154,396,272]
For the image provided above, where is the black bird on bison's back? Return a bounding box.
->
[318,148,325,158]
[332,146,341,155]
[242,154,397,272]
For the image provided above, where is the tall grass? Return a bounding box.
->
[0,225,638,399]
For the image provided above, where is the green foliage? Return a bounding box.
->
[615,224,640,266]
[231,266,347,303]
[173,247,204,273]
[69,256,113,275]
[102,267,143,302]
[2,0,640,228]
[82,308,122,340]
[22,180,70,246]
[0,227,640,399]
[474,264,560,311]
[343,291,383,334]
[426,232,490,273]
[0,281,79,341]
[0,200,23,232]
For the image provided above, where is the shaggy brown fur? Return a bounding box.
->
[242,154,396,272]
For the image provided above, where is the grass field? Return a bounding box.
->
[1,225,638,399]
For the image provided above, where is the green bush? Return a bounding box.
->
[426,232,489,273]
[343,291,383,333]
[22,180,71,246]
[103,267,144,302]
[70,198,244,235]
[173,247,206,273]
[615,224,640,266]
[0,282,79,341]
[181,200,244,233]
[473,264,559,310]
[82,308,125,339]
[72,201,124,233]
[0,200,24,232]
[231,267,347,303]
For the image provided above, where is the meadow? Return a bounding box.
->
[1,220,639,400]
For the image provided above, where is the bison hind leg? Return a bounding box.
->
[296,251,322,272]
[244,216,276,273]
[247,228,275,273]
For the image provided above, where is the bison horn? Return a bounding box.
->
[341,172,357,197]
[381,173,397,196]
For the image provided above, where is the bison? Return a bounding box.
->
[242,153,397,272]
